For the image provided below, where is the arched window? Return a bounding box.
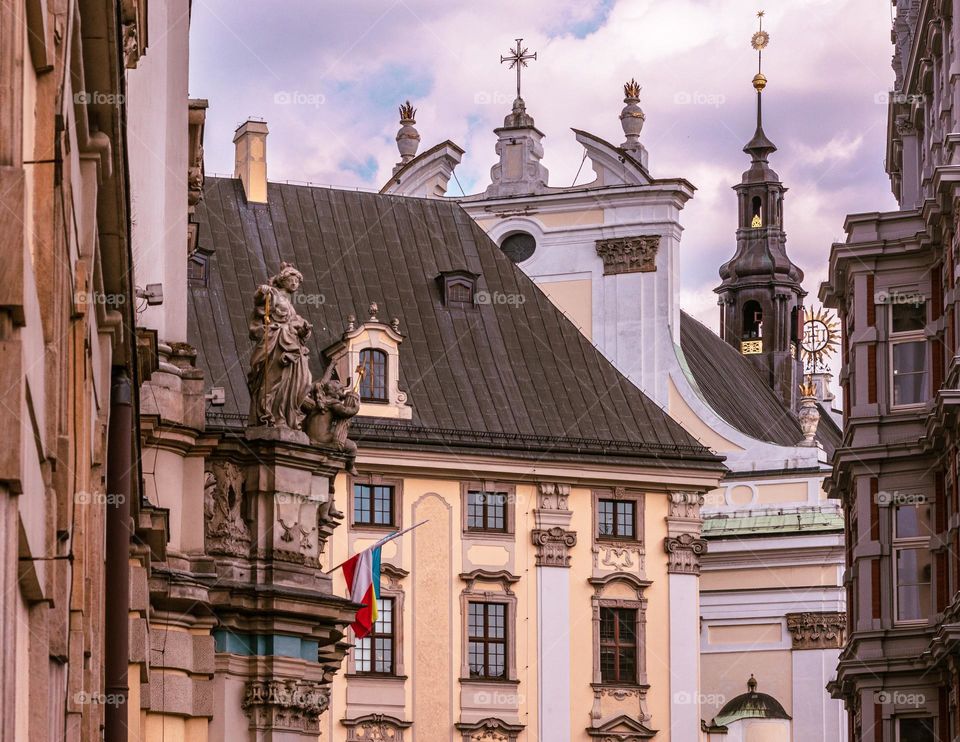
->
[500,231,536,263]
[750,196,763,228]
[742,301,763,339]
[359,348,388,402]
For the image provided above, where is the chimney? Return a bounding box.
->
[233,119,268,203]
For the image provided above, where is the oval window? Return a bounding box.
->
[500,232,536,263]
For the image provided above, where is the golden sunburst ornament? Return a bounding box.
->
[801,306,840,373]
[751,30,769,50]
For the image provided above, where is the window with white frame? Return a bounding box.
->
[889,301,927,407]
[893,496,932,624]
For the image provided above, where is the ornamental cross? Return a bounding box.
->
[500,38,537,100]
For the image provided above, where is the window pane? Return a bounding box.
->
[600,647,617,682]
[488,604,505,638]
[600,608,616,641]
[355,636,371,672]
[617,502,635,538]
[354,484,371,524]
[618,609,637,644]
[374,637,392,673]
[468,641,485,677]
[468,603,483,637]
[618,646,636,681]
[598,501,614,537]
[373,485,393,525]
[488,642,505,678]
[892,341,927,405]
[891,302,925,333]
[359,349,387,401]
[894,501,932,539]
[898,717,935,742]
[467,492,484,529]
[896,547,932,621]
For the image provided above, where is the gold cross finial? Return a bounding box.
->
[500,38,537,101]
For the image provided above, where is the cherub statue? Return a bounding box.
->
[247,263,313,430]
[303,364,361,475]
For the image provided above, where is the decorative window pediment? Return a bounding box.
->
[455,717,524,742]
[585,713,657,740]
[323,303,412,420]
[342,713,412,741]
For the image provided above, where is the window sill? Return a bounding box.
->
[595,537,642,545]
[459,677,520,685]
[350,524,400,533]
[346,673,407,682]
[463,529,514,541]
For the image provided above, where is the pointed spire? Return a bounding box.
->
[744,11,776,164]
[393,101,421,174]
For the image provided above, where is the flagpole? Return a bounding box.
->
[324,519,429,575]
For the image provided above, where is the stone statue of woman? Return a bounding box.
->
[247,262,313,430]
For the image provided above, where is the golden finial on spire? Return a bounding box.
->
[623,78,642,101]
[751,10,769,92]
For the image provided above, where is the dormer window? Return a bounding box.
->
[438,269,479,306]
[323,303,413,420]
[359,348,388,402]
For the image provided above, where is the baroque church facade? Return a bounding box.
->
[381,42,847,742]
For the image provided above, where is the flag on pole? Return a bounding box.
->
[341,545,382,638]
[331,520,429,639]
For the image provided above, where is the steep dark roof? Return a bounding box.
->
[188,177,722,469]
[679,311,827,451]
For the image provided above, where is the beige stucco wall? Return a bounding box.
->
[535,278,593,339]
[327,471,682,740]
[701,650,793,719]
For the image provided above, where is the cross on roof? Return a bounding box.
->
[500,38,537,101]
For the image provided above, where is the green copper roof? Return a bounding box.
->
[703,511,843,538]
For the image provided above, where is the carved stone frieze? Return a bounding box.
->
[786,611,846,650]
[595,235,660,275]
[592,542,645,573]
[667,491,704,520]
[242,678,330,733]
[531,527,577,567]
[204,462,251,557]
[663,532,706,575]
[343,713,412,741]
[455,717,524,742]
[537,482,571,511]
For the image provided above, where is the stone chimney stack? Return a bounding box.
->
[233,119,268,203]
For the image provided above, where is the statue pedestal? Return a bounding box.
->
[205,434,356,741]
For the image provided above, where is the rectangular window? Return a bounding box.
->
[353,483,394,527]
[893,499,932,623]
[598,499,636,540]
[890,302,927,407]
[467,602,506,679]
[599,607,637,684]
[897,717,935,742]
[891,340,927,406]
[466,491,507,532]
[354,597,394,674]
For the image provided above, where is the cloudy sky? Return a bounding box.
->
[189,0,898,331]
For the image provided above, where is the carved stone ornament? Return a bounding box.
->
[343,713,412,741]
[531,527,577,567]
[595,235,660,275]
[247,262,314,431]
[537,482,571,511]
[303,369,361,474]
[592,542,645,573]
[663,532,707,575]
[668,491,704,520]
[203,462,251,557]
[242,678,330,733]
[455,717,524,742]
[786,611,846,650]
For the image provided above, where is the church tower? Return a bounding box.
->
[716,13,805,410]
